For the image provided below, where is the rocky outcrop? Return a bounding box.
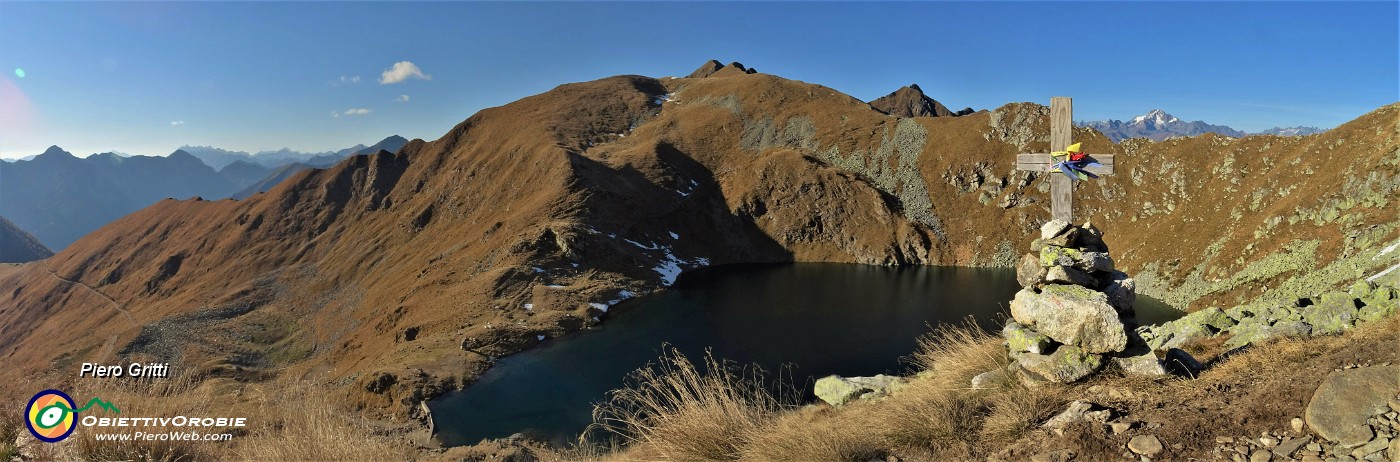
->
[997,221,1159,384]
[1137,280,1398,353]
[868,84,968,118]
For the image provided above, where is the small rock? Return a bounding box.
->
[1293,417,1306,433]
[1351,437,1390,458]
[1249,449,1272,462]
[971,369,1008,389]
[1388,437,1400,462]
[1111,421,1134,434]
[1044,400,1113,430]
[1217,436,1236,444]
[1015,344,1106,384]
[1128,435,1164,456]
[1018,253,1049,288]
[1274,436,1311,458]
[1260,436,1278,448]
[1306,442,1321,451]
[1300,455,1323,462]
[1112,347,1166,376]
[1041,219,1072,240]
[814,374,906,406]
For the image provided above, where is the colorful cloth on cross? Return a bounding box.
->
[1049,142,1103,182]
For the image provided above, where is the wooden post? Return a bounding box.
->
[1015,97,1115,224]
[1049,97,1074,222]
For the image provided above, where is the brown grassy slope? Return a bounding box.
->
[0,67,1395,419]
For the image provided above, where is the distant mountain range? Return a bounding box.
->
[1078,109,1327,142]
[180,135,408,170]
[0,135,407,251]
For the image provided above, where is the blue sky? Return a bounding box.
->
[0,1,1395,159]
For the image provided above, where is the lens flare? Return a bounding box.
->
[13,68,24,78]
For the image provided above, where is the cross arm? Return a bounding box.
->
[1015,153,1115,175]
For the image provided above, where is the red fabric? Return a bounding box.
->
[1069,151,1086,161]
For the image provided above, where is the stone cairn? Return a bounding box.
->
[994,219,1165,385]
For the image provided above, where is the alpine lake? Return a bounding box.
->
[429,263,1181,447]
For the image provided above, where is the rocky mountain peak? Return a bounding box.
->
[868,84,964,118]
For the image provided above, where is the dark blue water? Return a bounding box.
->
[429,263,1179,446]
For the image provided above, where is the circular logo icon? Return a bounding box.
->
[26,390,77,442]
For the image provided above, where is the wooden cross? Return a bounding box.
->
[1016,97,1115,223]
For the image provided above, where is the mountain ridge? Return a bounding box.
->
[0,62,1394,422]
[1079,109,1330,142]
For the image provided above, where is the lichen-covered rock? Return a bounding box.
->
[1302,293,1360,335]
[1040,246,1081,268]
[1004,320,1052,354]
[1046,265,1099,288]
[1011,285,1128,354]
[1014,344,1104,383]
[1017,253,1047,289]
[814,374,906,407]
[1184,306,1238,331]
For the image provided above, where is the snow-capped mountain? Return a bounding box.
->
[1078,110,1329,143]
[1255,126,1326,136]
[1079,109,1246,142]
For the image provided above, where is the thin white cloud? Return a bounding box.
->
[170,120,184,126]
[379,61,430,84]
[342,75,361,84]
[396,94,410,102]
[333,108,371,118]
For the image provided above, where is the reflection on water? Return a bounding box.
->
[430,263,1180,446]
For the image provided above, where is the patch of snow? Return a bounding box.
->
[571,263,580,268]
[696,257,711,266]
[1367,263,1400,282]
[1377,241,1400,258]
[625,238,660,250]
[537,335,546,341]
[617,290,635,299]
[545,284,566,289]
[531,267,546,273]
[654,252,686,285]
[669,231,679,239]
[523,303,534,310]
[589,302,610,312]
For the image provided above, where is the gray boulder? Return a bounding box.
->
[1014,344,1104,383]
[1011,285,1128,354]
[1305,366,1399,447]
[1017,253,1047,289]
[1075,251,1115,273]
[814,374,906,407]
[1104,272,1137,313]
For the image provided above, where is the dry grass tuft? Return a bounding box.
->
[587,347,793,461]
[0,403,21,461]
[233,377,416,461]
[738,407,886,461]
[979,381,1063,440]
